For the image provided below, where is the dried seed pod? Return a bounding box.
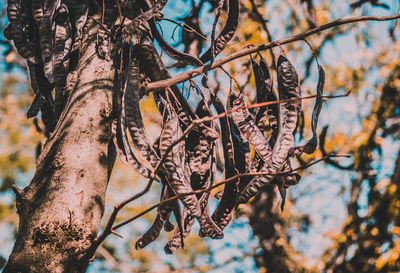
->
[238,54,301,204]
[165,185,213,253]
[96,28,111,61]
[200,0,239,63]
[150,19,203,67]
[160,111,222,239]
[54,3,72,118]
[136,35,216,139]
[111,119,129,164]
[27,63,56,134]
[124,46,160,168]
[117,50,153,178]
[253,54,278,130]
[7,0,38,63]
[64,0,89,52]
[206,94,238,230]
[289,65,325,157]
[225,92,251,181]
[182,101,216,237]
[166,169,214,253]
[274,160,301,211]
[136,183,174,250]
[38,0,60,83]
[229,92,273,164]
[136,214,165,250]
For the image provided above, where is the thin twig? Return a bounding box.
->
[112,154,351,230]
[147,14,400,92]
[161,18,206,40]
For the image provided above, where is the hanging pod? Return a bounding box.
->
[238,54,302,204]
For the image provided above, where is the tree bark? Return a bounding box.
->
[4,17,116,273]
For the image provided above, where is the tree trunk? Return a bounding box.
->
[4,17,116,273]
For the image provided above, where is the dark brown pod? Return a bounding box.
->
[238,54,301,204]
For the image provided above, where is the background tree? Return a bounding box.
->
[0,0,399,272]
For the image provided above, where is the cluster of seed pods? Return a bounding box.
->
[6,0,325,254]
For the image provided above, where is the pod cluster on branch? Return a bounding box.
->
[6,0,326,254]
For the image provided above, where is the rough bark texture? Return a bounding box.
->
[4,17,116,273]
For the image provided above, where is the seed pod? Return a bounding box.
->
[64,0,89,52]
[289,65,325,157]
[229,92,273,164]
[124,45,160,168]
[254,54,278,130]
[39,0,60,83]
[274,160,301,211]
[149,19,203,67]
[136,35,216,139]
[27,63,56,134]
[182,101,216,237]
[54,4,72,118]
[206,94,238,231]
[160,111,222,239]
[165,186,213,253]
[135,183,173,250]
[200,0,239,63]
[118,50,153,178]
[111,119,129,164]
[96,28,111,61]
[7,0,38,63]
[238,54,301,204]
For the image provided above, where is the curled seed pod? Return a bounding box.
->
[160,111,222,239]
[274,160,301,211]
[136,183,173,250]
[290,65,325,157]
[7,0,38,63]
[150,19,203,67]
[164,208,192,254]
[200,0,239,63]
[54,3,72,118]
[164,218,174,232]
[136,214,165,250]
[238,54,301,204]
[96,28,111,61]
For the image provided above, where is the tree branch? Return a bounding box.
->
[147,14,400,92]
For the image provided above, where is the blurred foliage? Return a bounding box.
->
[1,0,400,272]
